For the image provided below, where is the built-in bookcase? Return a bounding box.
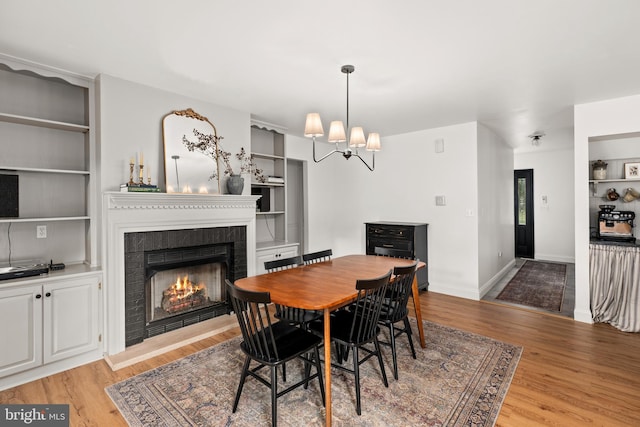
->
[0,55,98,267]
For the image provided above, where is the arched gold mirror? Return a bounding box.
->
[162,108,221,194]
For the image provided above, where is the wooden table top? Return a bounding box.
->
[234,254,422,311]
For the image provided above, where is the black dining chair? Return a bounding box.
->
[308,269,392,415]
[374,246,414,259]
[302,249,333,265]
[226,279,325,426]
[264,255,303,272]
[377,261,419,380]
[264,255,321,329]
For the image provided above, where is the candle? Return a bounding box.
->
[130,157,134,165]
[140,152,144,165]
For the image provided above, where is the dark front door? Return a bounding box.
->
[514,169,534,258]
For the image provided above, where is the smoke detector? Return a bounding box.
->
[528,132,545,146]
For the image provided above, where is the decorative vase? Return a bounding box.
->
[226,174,244,195]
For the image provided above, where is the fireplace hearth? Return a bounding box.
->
[124,227,247,346]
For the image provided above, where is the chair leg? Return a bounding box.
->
[233,355,251,412]
[314,346,326,406]
[388,322,399,380]
[271,365,278,427]
[403,317,417,359]
[374,336,389,388]
[282,363,287,382]
[352,346,362,416]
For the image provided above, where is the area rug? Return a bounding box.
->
[106,319,522,426]
[497,260,567,311]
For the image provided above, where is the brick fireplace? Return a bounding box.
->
[124,227,246,346]
[104,192,259,356]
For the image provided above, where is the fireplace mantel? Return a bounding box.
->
[104,192,259,356]
[105,192,260,211]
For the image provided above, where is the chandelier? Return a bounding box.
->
[304,65,380,171]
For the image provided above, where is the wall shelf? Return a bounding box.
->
[0,112,89,133]
[0,216,90,224]
[589,178,640,196]
[256,211,285,216]
[0,166,90,175]
[251,182,284,188]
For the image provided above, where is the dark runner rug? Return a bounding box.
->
[497,260,567,311]
[106,319,521,426]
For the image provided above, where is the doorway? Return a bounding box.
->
[286,159,305,252]
[514,169,534,258]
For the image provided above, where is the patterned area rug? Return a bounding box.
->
[106,319,521,426]
[497,260,567,311]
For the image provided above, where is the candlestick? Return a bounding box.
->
[147,166,151,185]
[139,164,144,185]
[128,160,135,186]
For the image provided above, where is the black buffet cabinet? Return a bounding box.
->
[365,222,429,291]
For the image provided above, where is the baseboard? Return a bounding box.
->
[534,254,575,264]
[428,283,480,301]
[573,308,594,324]
[479,259,517,298]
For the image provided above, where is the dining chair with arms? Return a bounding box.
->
[226,279,325,426]
[302,249,333,265]
[378,261,419,380]
[308,269,393,416]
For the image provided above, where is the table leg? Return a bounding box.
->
[411,276,426,348]
[324,308,332,426]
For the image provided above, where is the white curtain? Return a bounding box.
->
[590,243,640,332]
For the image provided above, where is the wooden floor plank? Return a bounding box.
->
[1,292,639,426]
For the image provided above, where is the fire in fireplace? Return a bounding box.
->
[162,275,207,314]
[144,244,232,339]
[147,261,226,324]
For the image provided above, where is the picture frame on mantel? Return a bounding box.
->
[624,162,640,179]
[162,108,221,194]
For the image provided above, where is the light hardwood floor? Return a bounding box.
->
[1,291,639,426]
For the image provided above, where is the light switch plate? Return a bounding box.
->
[435,195,446,206]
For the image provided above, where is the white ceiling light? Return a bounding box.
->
[304,65,380,171]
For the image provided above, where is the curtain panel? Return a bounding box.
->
[590,243,640,332]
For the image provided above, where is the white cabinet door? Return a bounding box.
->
[43,276,100,364]
[0,285,43,377]
[255,244,299,275]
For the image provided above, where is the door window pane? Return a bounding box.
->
[518,178,526,225]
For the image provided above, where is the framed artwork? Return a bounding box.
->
[624,162,640,179]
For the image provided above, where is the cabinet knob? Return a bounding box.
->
[36,294,42,299]
[45,292,51,297]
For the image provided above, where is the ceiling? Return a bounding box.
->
[2,1,640,151]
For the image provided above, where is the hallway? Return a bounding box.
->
[482,258,575,318]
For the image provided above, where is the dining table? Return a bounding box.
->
[234,254,426,426]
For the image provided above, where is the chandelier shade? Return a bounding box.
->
[328,120,347,143]
[349,127,366,148]
[303,113,324,137]
[366,132,381,151]
[304,65,379,171]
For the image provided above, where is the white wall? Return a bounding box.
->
[574,93,640,324]
[477,123,515,296]
[514,146,576,263]
[288,122,484,300]
[96,74,250,194]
